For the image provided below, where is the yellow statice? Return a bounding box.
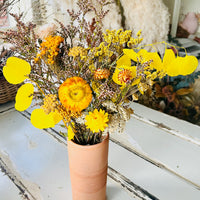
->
[91,42,113,62]
[85,109,109,133]
[35,35,64,64]
[127,30,143,47]
[3,57,31,84]
[41,94,59,114]
[103,29,131,45]
[91,81,100,95]
[68,46,88,60]
[103,29,143,48]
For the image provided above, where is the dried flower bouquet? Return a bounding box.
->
[1,0,198,145]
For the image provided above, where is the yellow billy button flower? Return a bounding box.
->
[30,108,62,129]
[58,77,92,112]
[85,109,109,133]
[15,83,34,111]
[3,57,31,84]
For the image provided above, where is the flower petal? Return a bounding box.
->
[163,49,176,68]
[145,52,162,70]
[112,65,136,85]
[167,55,198,76]
[30,108,56,129]
[15,83,34,111]
[177,55,198,75]
[50,110,62,124]
[123,49,138,61]
[67,125,75,141]
[3,57,31,84]
[117,55,131,67]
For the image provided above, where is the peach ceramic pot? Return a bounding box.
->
[68,134,109,200]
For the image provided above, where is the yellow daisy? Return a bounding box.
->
[15,83,34,111]
[3,57,31,84]
[58,77,92,112]
[85,109,109,133]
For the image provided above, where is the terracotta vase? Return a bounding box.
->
[67,134,109,200]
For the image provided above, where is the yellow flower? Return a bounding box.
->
[166,54,198,76]
[35,35,64,64]
[146,49,198,76]
[68,46,87,60]
[123,49,149,63]
[144,49,175,72]
[51,109,62,124]
[123,48,198,77]
[112,65,137,86]
[85,109,109,133]
[116,55,131,67]
[58,77,92,112]
[30,108,61,129]
[94,68,110,80]
[15,83,34,111]
[67,125,75,141]
[41,94,58,114]
[3,57,31,84]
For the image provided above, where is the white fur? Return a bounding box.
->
[120,0,170,53]
[52,0,170,53]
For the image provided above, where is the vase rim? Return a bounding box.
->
[67,133,109,148]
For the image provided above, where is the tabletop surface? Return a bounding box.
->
[1,101,200,200]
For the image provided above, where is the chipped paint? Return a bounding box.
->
[108,167,159,200]
[0,151,43,200]
[132,113,200,147]
[21,109,200,191]
[12,107,200,197]
[110,136,200,190]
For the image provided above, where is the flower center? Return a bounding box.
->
[118,69,132,83]
[69,86,85,101]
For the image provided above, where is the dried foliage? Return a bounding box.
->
[1,0,199,144]
[138,71,200,125]
[0,0,19,17]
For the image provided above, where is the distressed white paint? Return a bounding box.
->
[171,0,182,37]
[0,102,136,199]
[1,101,200,199]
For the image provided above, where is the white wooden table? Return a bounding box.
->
[1,101,200,200]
